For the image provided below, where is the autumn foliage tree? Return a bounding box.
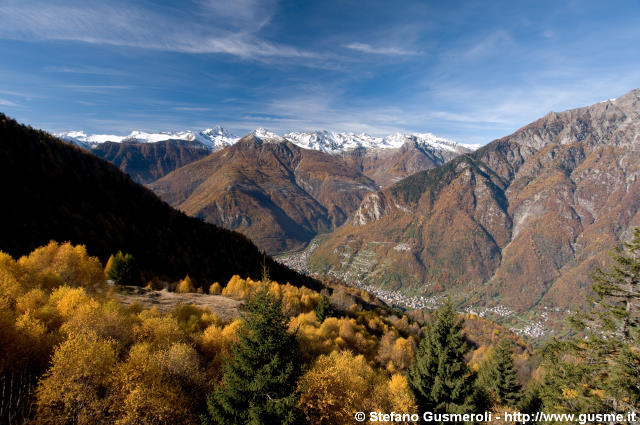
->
[176,274,196,293]
[108,342,204,425]
[297,350,416,425]
[20,241,105,289]
[35,331,117,425]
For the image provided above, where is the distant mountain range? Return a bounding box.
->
[56,126,475,253]
[57,127,478,155]
[144,130,475,253]
[149,134,380,253]
[91,140,212,184]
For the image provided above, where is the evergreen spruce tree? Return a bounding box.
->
[204,286,302,425]
[106,251,141,286]
[408,302,484,422]
[587,227,640,342]
[315,295,333,322]
[477,338,522,408]
[538,228,640,417]
[518,380,543,417]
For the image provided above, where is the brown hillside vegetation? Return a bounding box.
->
[308,88,640,316]
[150,135,379,253]
[147,134,470,254]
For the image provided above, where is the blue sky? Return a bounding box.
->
[0,0,639,145]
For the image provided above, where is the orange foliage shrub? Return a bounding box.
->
[18,241,105,289]
[222,275,320,315]
[35,331,118,424]
[297,351,417,425]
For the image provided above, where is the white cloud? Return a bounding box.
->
[345,42,419,56]
[176,35,318,58]
[171,106,214,112]
[57,84,133,93]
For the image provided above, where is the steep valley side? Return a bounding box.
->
[296,88,640,336]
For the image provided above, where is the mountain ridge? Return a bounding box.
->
[149,134,380,253]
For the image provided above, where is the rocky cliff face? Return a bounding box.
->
[308,89,640,316]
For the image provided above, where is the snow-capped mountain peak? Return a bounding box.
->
[381,132,472,154]
[252,128,283,142]
[196,127,239,149]
[283,130,386,153]
[56,130,125,147]
[282,130,475,154]
[124,130,198,144]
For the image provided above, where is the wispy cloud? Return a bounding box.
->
[0,98,20,107]
[175,35,318,58]
[462,30,513,58]
[44,65,128,76]
[171,106,214,112]
[0,1,318,61]
[56,84,133,94]
[344,42,419,56]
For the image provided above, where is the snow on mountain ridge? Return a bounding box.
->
[284,130,473,154]
[57,127,239,150]
[57,130,125,146]
[252,128,284,142]
[56,127,477,153]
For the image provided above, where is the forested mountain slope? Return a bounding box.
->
[308,88,640,315]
